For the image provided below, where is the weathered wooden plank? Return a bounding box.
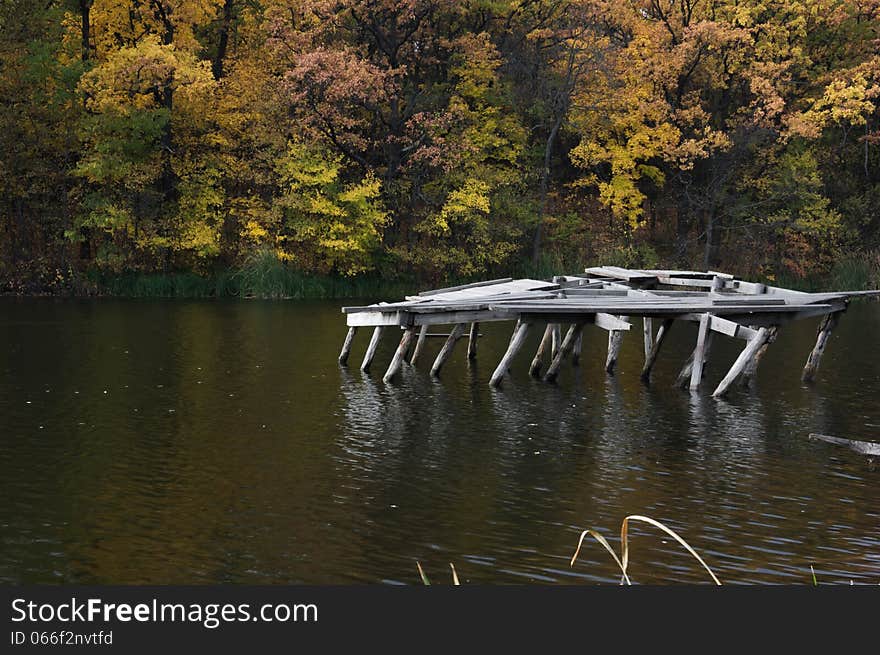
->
[529,324,553,378]
[802,311,841,382]
[595,313,633,331]
[640,318,673,383]
[383,328,416,383]
[544,323,584,383]
[417,277,513,296]
[677,314,759,340]
[712,328,771,398]
[689,313,712,390]
[489,322,531,387]
[360,326,384,372]
[409,324,429,366]
[467,322,479,360]
[347,311,411,327]
[338,327,357,365]
[412,310,512,326]
[430,323,466,377]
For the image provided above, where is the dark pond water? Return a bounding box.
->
[1,298,879,585]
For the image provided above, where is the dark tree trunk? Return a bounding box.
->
[79,0,92,62]
[212,0,234,80]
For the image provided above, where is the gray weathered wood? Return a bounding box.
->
[739,325,778,388]
[808,433,880,456]
[360,326,384,372]
[605,316,628,374]
[572,330,584,366]
[643,317,653,361]
[689,313,712,390]
[489,322,531,387]
[431,323,466,377]
[712,328,770,398]
[529,324,553,377]
[467,322,479,360]
[544,324,585,383]
[640,318,673,383]
[383,328,416,383]
[338,327,358,365]
[802,311,841,382]
[409,324,429,366]
[675,332,714,388]
[551,323,562,359]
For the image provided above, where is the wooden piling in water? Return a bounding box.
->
[544,324,584,383]
[551,324,562,359]
[640,319,673,383]
[529,324,553,378]
[409,325,429,366]
[689,313,712,390]
[740,325,778,388]
[643,317,653,360]
[675,331,714,389]
[713,328,770,398]
[467,323,479,360]
[360,326,383,372]
[490,321,531,387]
[383,328,416,383]
[572,331,583,366]
[338,327,358,365]
[802,312,841,383]
[605,316,628,374]
[431,323,466,377]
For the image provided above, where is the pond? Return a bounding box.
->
[1,298,878,584]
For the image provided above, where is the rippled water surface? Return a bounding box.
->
[1,298,879,584]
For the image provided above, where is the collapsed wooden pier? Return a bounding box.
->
[338,267,880,398]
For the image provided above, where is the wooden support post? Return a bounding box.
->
[643,317,653,361]
[551,324,562,359]
[360,327,383,372]
[338,327,358,365]
[712,328,770,398]
[605,316,628,374]
[740,326,778,388]
[490,321,531,387]
[802,312,841,383]
[572,331,583,366]
[467,322,479,360]
[431,323,466,377]
[529,324,553,378]
[641,319,673,383]
[675,332,714,389]
[544,324,585,383]
[383,328,416,383]
[689,313,712,390]
[409,325,429,366]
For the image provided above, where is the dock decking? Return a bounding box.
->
[338,267,880,397]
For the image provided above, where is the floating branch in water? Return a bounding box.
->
[808,433,880,457]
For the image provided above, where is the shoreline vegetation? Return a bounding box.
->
[3,248,879,300]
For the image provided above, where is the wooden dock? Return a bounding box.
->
[338,267,880,397]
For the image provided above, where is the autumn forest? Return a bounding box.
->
[2,0,880,294]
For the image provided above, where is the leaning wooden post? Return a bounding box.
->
[689,313,712,390]
[544,324,584,383]
[572,331,584,366]
[640,319,673,383]
[360,326,384,372]
[605,316,628,374]
[382,328,416,383]
[802,312,841,383]
[713,328,770,398]
[338,327,358,365]
[431,323,466,377]
[551,324,562,359]
[740,326,778,388]
[490,321,531,387]
[467,323,479,360]
[675,332,714,389]
[409,324,429,366]
[529,324,553,378]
